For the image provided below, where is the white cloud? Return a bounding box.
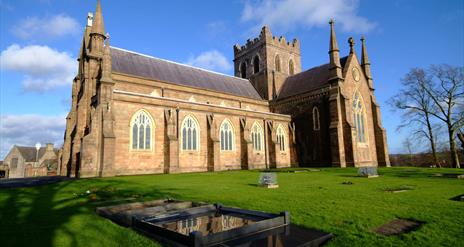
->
[0,114,66,159]
[0,44,77,92]
[186,50,232,73]
[241,0,376,33]
[12,14,80,40]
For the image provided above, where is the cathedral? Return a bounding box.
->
[60,0,390,178]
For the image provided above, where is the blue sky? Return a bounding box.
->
[0,0,463,158]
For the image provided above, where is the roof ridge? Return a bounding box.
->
[287,55,349,79]
[110,46,250,82]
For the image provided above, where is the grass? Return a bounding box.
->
[0,167,463,247]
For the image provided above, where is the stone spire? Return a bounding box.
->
[89,0,106,56]
[348,37,355,54]
[91,0,105,36]
[360,36,373,84]
[328,19,342,80]
[360,36,370,67]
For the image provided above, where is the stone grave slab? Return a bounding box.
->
[372,219,422,236]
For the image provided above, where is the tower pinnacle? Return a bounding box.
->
[360,36,370,66]
[329,19,339,53]
[91,0,105,36]
[328,19,342,80]
[360,36,373,89]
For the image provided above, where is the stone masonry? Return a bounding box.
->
[60,1,389,178]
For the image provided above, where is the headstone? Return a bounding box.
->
[358,167,378,178]
[258,172,279,188]
[457,175,464,179]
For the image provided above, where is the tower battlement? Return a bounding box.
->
[234,26,300,58]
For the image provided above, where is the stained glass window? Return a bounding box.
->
[131,110,153,150]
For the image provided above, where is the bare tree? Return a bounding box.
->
[402,137,415,165]
[389,68,439,166]
[420,65,464,168]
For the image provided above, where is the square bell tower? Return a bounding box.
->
[233,26,301,100]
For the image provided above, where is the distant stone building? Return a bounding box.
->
[2,144,60,179]
[60,1,389,178]
[0,161,6,179]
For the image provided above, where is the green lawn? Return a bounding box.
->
[0,167,463,247]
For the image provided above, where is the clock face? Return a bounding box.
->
[352,67,360,82]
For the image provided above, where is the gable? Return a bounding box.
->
[341,53,371,93]
[110,47,263,100]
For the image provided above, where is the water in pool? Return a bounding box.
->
[151,211,263,236]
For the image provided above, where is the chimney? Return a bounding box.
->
[46,143,54,151]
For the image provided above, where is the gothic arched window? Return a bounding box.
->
[220,119,234,151]
[353,92,367,143]
[253,55,260,74]
[289,59,295,75]
[240,62,247,78]
[275,55,281,72]
[182,115,199,151]
[276,125,286,152]
[130,110,154,150]
[250,122,264,151]
[313,106,320,131]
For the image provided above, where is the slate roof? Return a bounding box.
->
[111,47,263,100]
[277,56,348,99]
[16,146,59,162]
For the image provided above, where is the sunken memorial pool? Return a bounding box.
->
[97,199,332,246]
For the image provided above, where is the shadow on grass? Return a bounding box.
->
[381,169,464,179]
[338,175,359,178]
[0,178,182,247]
[329,167,464,179]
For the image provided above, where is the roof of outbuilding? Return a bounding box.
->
[16,146,59,162]
[110,47,263,100]
[277,56,348,99]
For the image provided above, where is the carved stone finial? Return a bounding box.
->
[348,37,355,54]
[105,33,110,45]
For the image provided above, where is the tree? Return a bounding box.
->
[389,68,439,167]
[402,136,415,165]
[420,65,464,168]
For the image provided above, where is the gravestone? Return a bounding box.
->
[372,219,422,236]
[358,167,378,178]
[258,172,279,188]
